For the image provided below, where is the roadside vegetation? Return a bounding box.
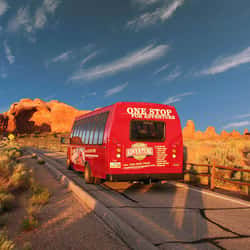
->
[184,137,250,193]
[0,140,51,249]
[16,132,69,153]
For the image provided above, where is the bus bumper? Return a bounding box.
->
[106,173,183,182]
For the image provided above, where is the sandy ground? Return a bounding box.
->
[11,156,129,250]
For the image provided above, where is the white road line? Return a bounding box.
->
[170,181,250,207]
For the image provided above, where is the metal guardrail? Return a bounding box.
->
[185,162,250,193]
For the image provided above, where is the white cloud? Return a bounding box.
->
[51,50,72,63]
[163,92,194,104]
[3,41,15,64]
[0,0,8,16]
[80,51,99,66]
[153,63,169,75]
[44,0,60,13]
[161,0,184,21]
[34,0,60,29]
[71,44,169,81]
[8,7,33,33]
[0,63,7,78]
[164,67,181,81]
[234,113,250,119]
[8,0,60,34]
[223,121,250,129]
[200,47,250,75]
[132,0,161,5]
[34,7,47,29]
[105,82,128,97]
[127,0,184,31]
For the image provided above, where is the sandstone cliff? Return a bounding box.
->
[183,120,247,139]
[2,98,89,133]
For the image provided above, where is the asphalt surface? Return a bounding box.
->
[28,148,250,250]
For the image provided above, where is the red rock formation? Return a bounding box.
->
[221,130,230,138]
[5,99,90,133]
[230,129,241,137]
[244,128,250,135]
[203,126,218,138]
[194,130,203,139]
[183,120,195,138]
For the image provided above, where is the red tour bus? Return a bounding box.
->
[67,102,183,184]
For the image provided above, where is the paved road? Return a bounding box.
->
[29,148,250,250]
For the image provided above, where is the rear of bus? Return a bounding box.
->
[106,102,183,182]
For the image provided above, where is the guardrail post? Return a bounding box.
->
[210,161,216,191]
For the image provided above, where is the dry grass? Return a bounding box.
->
[0,230,15,250]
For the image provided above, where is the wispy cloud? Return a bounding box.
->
[8,7,33,33]
[132,0,161,5]
[223,121,250,129]
[163,92,194,104]
[105,82,128,97]
[127,0,184,31]
[34,0,60,29]
[8,0,60,34]
[0,63,7,78]
[80,51,99,66]
[153,63,169,75]
[71,44,169,81]
[234,113,250,119]
[51,50,72,63]
[0,0,8,16]
[164,67,181,81]
[3,41,15,64]
[200,47,250,75]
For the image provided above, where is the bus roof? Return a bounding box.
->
[75,102,175,121]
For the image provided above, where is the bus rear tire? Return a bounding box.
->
[84,164,94,184]
[66,159,73,170]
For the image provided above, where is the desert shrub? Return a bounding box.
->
[22,215,39,231]
[31,153,37,159]
[9,164,31,191]
[0,193,15,212]
[0,214,8,227]
[0,230,15,250]
[37,158,45,165]
[30,184,50,206]
[22,242,32,250]
[53,133,58,138]
[0,155,12,178]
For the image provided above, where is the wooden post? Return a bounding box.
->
[210,161,216,191]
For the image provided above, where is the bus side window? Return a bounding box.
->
[98,112,109,145]
[84,119,91,144]
[81,120,86,144]
[93,115,100,144]
[89,117,96,145]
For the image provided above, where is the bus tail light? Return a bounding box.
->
[116,153,121,158]
[172,148,177,158]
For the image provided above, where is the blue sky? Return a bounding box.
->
[0,0,250,133]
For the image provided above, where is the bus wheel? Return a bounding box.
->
[66,159,73,170]
[84,164,94,184]
[94,177,103,185]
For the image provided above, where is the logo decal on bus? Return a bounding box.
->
[126,107,175,120]
[126,143,153,161]
[72,148,85,165]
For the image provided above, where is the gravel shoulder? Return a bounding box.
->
[15,155,129,250]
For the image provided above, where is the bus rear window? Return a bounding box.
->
[130,120,165,142]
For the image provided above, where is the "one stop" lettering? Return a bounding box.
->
[126,107,175,120]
